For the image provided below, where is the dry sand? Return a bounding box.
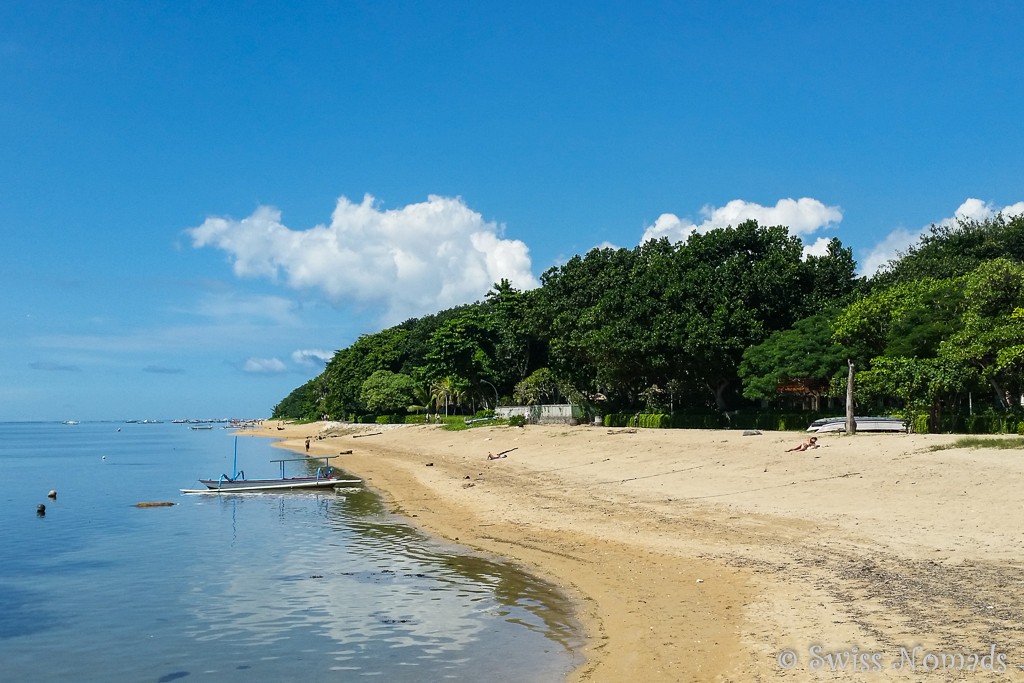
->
[249,421,1024,681]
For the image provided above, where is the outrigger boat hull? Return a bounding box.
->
[182,443,361,493]
[182,477,361,494]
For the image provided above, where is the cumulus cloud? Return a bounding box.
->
[188,195,539,325]
[243,357,287,374]
[860,198,1024,276]
[802,237,835,258]
[641,198,843,245]
[858,227,920,277]
[292,349,333,367]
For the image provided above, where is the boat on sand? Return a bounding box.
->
[806,416,907,433]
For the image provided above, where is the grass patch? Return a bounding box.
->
[929,436,1024,452]
[440,418,513,431]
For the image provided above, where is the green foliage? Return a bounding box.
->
[430,375,469,416]
[603,412,669,428]
[939,259,1024,402]
[272,377,322,420]
[638,413,671,428]
[514,367,573,405]
[508,415,526,427]
[270,212,1024,435]
[740,313,851,404]
[360,370,418,415]
[538,221,857,411]
[875,212,1024,285]
[832,277,964,362]
[943,411,1024,435]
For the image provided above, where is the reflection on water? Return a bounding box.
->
[184,488,583,681]
[0,422,582,683]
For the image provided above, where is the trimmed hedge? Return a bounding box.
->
[939,412,1023,435]
[602,411,832,431]
[600,409,1024,434]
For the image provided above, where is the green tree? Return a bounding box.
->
[320,327,411,418]
[671,221,854,408]
[430,375,467,416]
[831,277,963,364]
[939,258,1024,409]
[422,311,494,388]
[740,313,851,409]
[873,212,1024,285]
[359,370,418,415]
[513,368,563,405]
[272,377,322,420]
[855,356,975,431]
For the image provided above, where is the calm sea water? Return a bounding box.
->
[0,422,582,682]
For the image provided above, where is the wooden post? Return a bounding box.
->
[846,359,857,435]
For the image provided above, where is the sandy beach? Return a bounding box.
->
[250,421,1024,681]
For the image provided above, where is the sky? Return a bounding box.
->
[2,1,1023,422]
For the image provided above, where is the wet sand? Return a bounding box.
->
[251,421,1024,681]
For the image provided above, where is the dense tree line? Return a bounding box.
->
[273,214,1024,432]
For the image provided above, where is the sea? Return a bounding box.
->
[0,421,583,682]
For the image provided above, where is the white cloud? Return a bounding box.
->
[188,195,539,325]
[641,213,694,243]
[243,357,287,374]
[802,237,835,258]
[858,227,919,277]
[292,349,333,367]
[640,197,842,245]
[860,198,1024,276]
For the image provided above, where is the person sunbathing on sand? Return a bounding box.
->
[786,436,819,452]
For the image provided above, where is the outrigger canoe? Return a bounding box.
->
[181,439,361,493]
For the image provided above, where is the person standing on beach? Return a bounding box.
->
[305,438,310,453]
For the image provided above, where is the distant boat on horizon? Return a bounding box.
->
[62,420,80,425]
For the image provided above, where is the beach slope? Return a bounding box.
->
[257,422,1024,681]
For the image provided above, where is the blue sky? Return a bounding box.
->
[2,1,1023,421]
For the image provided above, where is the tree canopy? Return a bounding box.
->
[272,214,1024,432]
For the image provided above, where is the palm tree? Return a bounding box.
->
[430,376,465,416]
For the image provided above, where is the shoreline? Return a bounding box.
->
[249,421,1024,681]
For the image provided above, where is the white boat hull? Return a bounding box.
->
[807,417,907,433]
[182,478,361,494]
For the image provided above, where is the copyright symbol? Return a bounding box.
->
[777,649,798,669]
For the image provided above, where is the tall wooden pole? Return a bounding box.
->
[846,359,857,435]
